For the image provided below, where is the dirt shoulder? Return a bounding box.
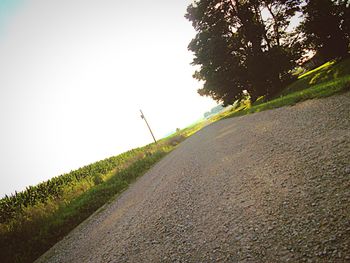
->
[36,92,350,263]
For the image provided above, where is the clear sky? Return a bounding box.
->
[0,0,217,197]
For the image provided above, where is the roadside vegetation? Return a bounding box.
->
[1,117,209,263]
[2,0,350,259]
[0,139,182,263]
[0,56,349,263]
[212,58,350,120]
[186,0,349,105]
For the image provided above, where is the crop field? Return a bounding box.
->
[0,139,182,263]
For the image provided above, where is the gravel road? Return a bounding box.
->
[36,93,350,263]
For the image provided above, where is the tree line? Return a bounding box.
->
[186,0,350,104]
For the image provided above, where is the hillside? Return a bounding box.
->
[212,58,350,121]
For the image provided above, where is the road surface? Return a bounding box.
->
[37,93,350,262]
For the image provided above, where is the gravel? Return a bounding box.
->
[36,92,350,263]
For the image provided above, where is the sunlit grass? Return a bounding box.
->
[298,60,336,79]
[280,58,350,96]
[221,76,350,119]
[0,141,179,263]
[1,57,349,263]
[211,58,350,123]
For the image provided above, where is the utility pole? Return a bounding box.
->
[140,109,157,143]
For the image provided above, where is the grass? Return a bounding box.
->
[212,57,350,120]
[0,143,176,263]
[1,57,349,263]
[280,58,350,96]
[224,76,349,119]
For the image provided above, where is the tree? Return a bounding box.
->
[339,1,350,40]
[186,0,302,105]
[300,0,349,61]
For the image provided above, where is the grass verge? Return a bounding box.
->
[1,58,349,263]
[215,58,350,120]
[224,76,349,119]
[0,144,175,263]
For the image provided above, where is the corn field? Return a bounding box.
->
[0,147,149,224]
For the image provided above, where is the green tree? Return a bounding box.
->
[300,0,349,61]
[186,0,302,104]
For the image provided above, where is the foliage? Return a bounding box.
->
[299,0,349,61]
[186,0,302,104]
[226,76,349,119]
[0,148,148,224]
[281,58,350,95]
[1,55,349,263]
[218,58,350,119]
[0,139,184,263]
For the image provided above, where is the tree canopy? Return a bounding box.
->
[300,0,349,61]
[186,0,349,105]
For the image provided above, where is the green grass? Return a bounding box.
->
[0,116,212,263]
[1,57,349,263]
[216,57,350,120]
[0,143,176,263]
[280,58,350,96]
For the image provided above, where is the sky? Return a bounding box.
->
[0,0,218,197]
